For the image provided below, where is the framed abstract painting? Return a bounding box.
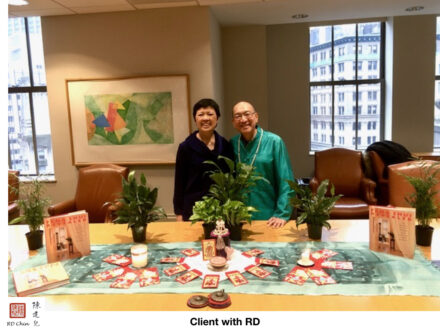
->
[66,75,191,165]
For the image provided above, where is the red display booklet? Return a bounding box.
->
[369,206,416,259]
[44,210,91,263]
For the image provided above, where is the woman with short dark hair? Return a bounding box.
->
[173,99,234,221]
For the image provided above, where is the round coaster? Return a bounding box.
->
[187,295,209,308]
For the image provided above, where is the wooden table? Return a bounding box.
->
[8,220,440,311]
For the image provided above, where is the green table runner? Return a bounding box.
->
[8,241,440,296]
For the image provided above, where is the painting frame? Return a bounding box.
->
[66,74,191,165]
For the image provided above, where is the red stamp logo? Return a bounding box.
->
[10,303,26,318]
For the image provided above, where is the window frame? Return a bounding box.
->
[309,21,385,151]
[8,17,53,177]
[435,16,440,151]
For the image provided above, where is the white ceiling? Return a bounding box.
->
[8,0,440,26]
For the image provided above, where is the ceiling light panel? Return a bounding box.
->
[129,0,197,9]
[70,5,136,14]
[8,0,65,11]
[198,0,261,5]
[56,0,130,6]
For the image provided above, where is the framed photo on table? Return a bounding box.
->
[66,74,191,165]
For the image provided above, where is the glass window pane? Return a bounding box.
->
[334,24,356,81]
[335,85,356,149]
[310,85,332,151]
[435,80,440,149]
[8,93,37,175]
[310,26,332,82]
[436,17,440,76]
[8,18,30,87]
[435,17,440,150]
[358,22,381,80]
[33,93,54,174]
[28,17,47,86]
[359,83,381,149]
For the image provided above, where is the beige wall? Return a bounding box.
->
[42,7,220,215]
[221,25,268,139]
[267,23,312,178]
[209,10,226,133]
[391,15,436,151]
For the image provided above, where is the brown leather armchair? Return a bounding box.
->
[388,160,440,217]
[8,170,20,222]
[368,150,389,205]
[48,164,128,223]
[310,148,377,219]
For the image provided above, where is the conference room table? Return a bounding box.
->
[8,220,440,311]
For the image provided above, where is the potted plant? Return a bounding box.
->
[219,199,256,240]
[113,171,166,242]
[207,156,263,240]
[190,196,222,238]
[9,176,51,250]
[287,178,342,240]
[401,162,440,246]
[190,156,263,240]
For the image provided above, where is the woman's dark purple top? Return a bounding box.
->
[173,131,234,221]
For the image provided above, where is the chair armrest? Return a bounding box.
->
[309,177,319,193]
[361,177,377,205]
[103,201,122,223]
[48,199,76,216]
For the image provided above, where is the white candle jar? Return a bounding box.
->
[131,244,148,268]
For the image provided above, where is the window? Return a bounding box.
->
[370,45,378,54]
[321,121,326,129]
[368,105,377,114]
[367,136,377,144]
[338,63,345,72]
[320,67,326,75]
[309,22,384,151]
[368,60,378,70]
[368,91,377,100]
[434,16,440,150]
[368,121,377,130]
[352,61,362,71]
[8,17,54,176]
[352,137,361,145]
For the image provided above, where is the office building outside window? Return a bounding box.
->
[8,17,54,176]
[435,16,440,150]
[310,22,384,151]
